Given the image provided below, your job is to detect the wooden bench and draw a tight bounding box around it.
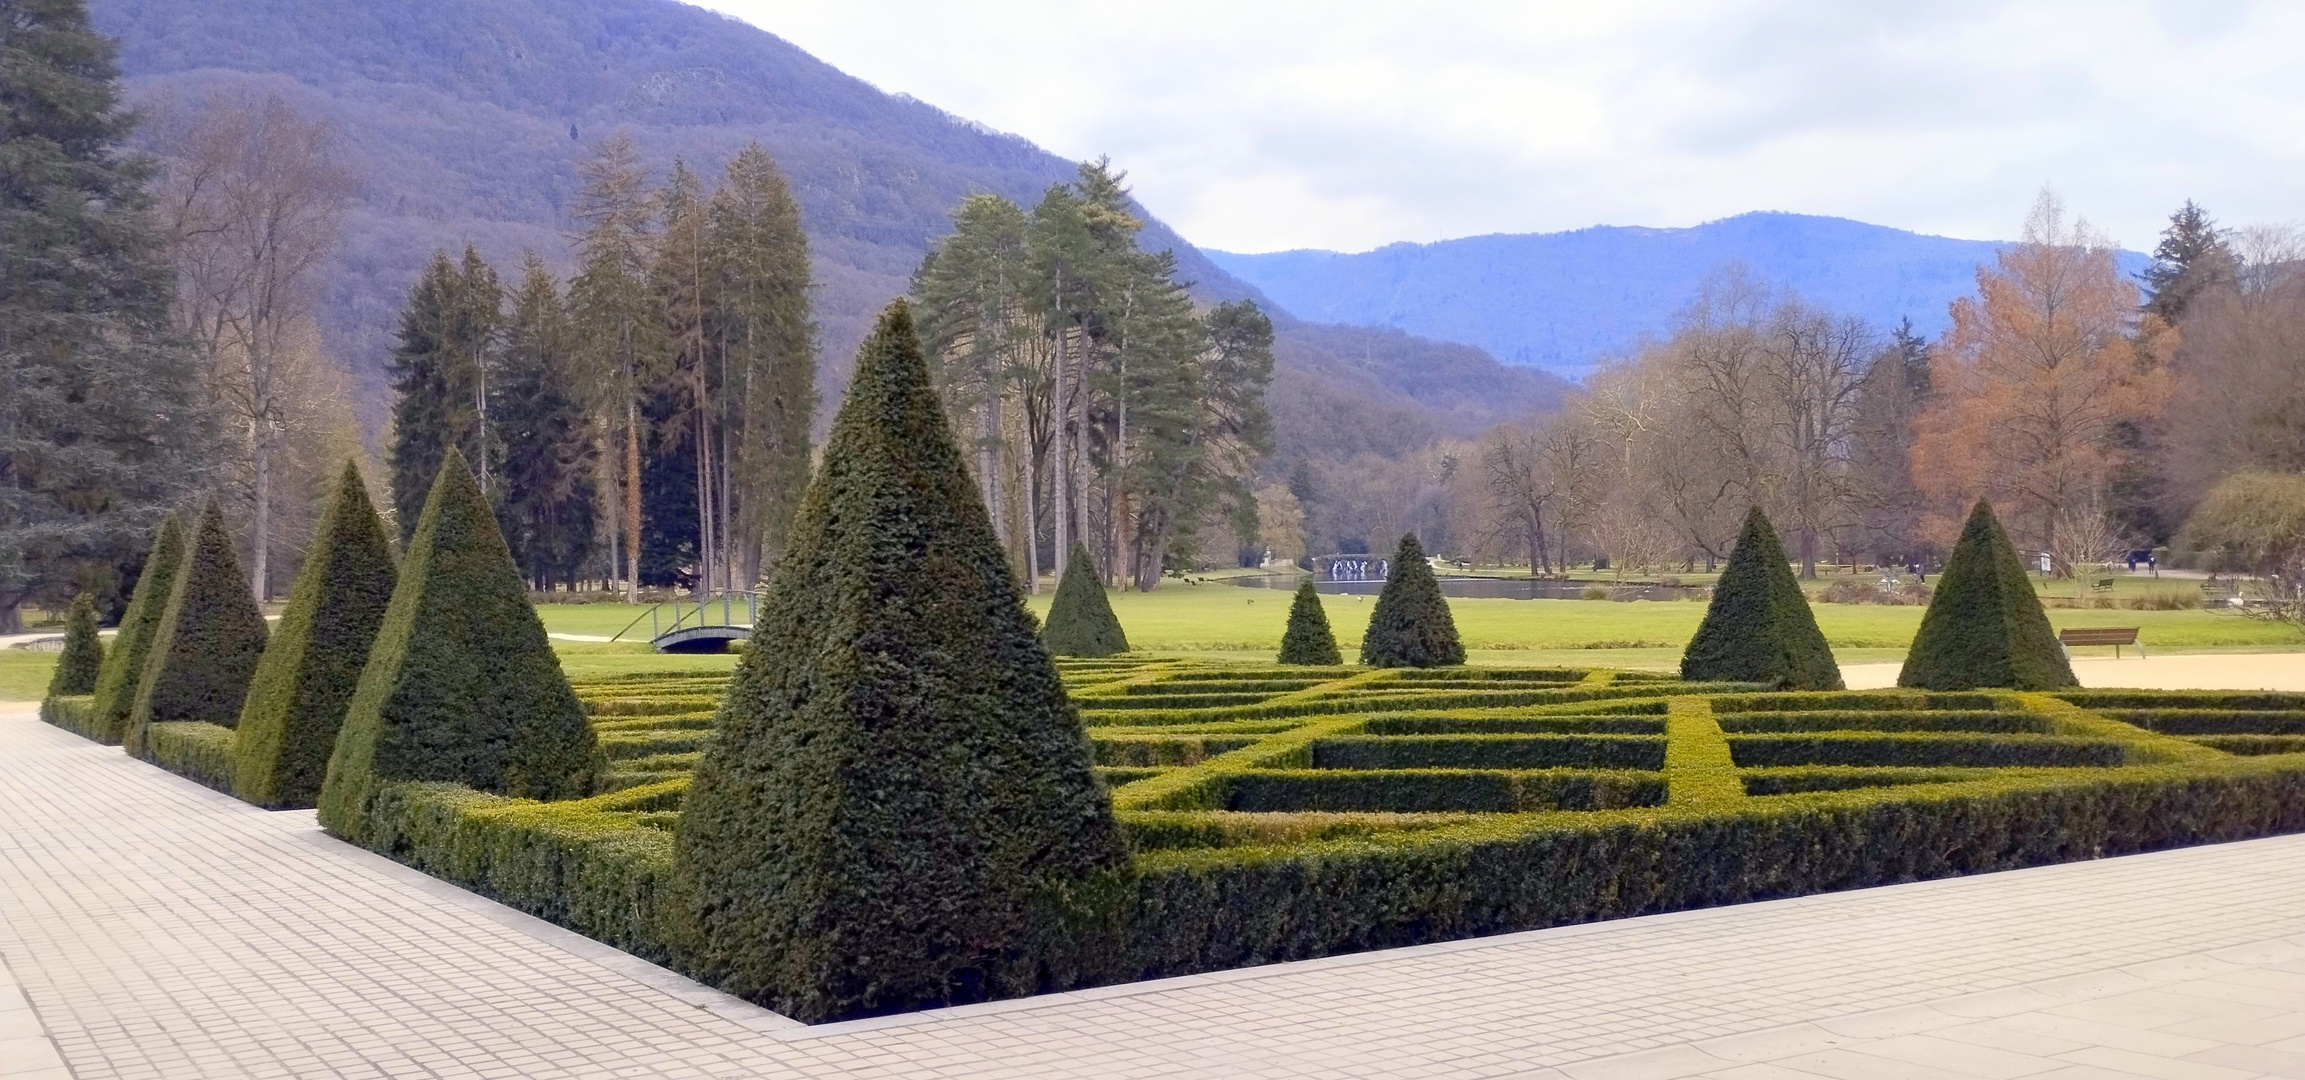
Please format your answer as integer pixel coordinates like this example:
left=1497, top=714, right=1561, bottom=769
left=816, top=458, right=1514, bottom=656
left=2090, top=577, right=2115, bottom=594
left=2058, top=627, right=2144, bottom=658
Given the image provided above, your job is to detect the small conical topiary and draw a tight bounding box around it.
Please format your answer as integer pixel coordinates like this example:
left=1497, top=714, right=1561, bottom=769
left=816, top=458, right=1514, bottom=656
left=125, top=500, right=269, bottom=756
left=675, top=301, right=1129, bottom=1024
left=1898, top=499, right=2078, bottom=690
left=1359, top=532, right=1464, bottom=667
left=1277, top=581, right=1342, bottom=665
left=234, top=462, right=399, bottom=809
left=88, top=513, right=186, bottom=744
left=319, top=449, right=602, bottom=843
left=1043, top=541, right=1130, bottom=656
left=46, top=593, right=104, bottom=697
left=1681, top=507, right=1843, bottom=690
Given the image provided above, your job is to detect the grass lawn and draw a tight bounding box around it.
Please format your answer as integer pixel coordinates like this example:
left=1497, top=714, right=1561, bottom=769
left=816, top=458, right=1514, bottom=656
left=0, top=653, right=55, bottom=701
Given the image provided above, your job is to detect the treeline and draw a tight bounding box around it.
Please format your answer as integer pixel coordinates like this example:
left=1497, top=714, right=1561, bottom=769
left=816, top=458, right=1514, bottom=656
left=910, top=162, right=1276, bottom=591
left=385, top=134, right=814, bottom=597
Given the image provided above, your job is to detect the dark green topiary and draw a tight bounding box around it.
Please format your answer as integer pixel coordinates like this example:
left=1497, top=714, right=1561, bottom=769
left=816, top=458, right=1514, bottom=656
left=1359, top=532, right=1464, bottom=667
left=46, top=593, right=104, bottom=696
left=674, top=301, right=1129, bottom=1024
left=125, top=501, right=269, bottom=757
left=318, top=449, right=602, bottom=843
left=234, top=463, right=399, bottom=809
left=1277, top=581, right=1342, bottom=665
left=87, top=514, right=186, bottom=744
left=1044, top=542, right=1130, bottom=656
left=1899, top=500, right=2079, bottom=691
left=1681, top=507, right=1844, bottom=690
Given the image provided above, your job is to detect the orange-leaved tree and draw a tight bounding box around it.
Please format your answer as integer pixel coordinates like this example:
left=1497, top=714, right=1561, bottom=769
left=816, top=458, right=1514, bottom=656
left=1910, top=191, right=2170, bottom=570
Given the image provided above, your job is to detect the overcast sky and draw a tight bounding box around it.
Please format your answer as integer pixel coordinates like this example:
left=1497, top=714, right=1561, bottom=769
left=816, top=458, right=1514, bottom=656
left=696, top=0, right=2304, bottom=255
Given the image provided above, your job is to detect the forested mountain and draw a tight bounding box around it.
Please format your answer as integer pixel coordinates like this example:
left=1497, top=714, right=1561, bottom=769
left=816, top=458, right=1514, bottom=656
left=1209, top=213, right=2151, bottom=377
left=88, top=0, right=1571, bottom=448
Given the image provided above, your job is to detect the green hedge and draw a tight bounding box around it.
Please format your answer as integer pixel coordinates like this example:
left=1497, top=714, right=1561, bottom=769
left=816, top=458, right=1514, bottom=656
left=2185, top=736, right=2305, bottom=756
left=1709, top=692, right=2004, bottom=713
left=1211, top=769, right=1665, bottom=813
left=1309, top=734, right=1665, bottom=771
left=1715, top=711, right=2051, bottom=734
left=40, top=695, right=97, bottom=738
left=1361, top=715, right=1664, bottom=736
left=2102, top=710, right=2305, bottom=735
left=1093, top=736, right=1260, bottom=767
left=145, top=722, right=238, bottom=794
left=1727, top=733, right=2128, bottom=768
left=1739, top=766, right=2012, bottom=795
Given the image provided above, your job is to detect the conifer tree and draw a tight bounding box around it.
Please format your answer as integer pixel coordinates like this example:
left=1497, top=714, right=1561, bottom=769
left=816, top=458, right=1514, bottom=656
left=493, top=255, right=597, bottom=588
left=2141, top=200, right=2235, bottom=325
left=1898, top=499, right=2079, bottom=690
left=386, top=248, right=502, bottom=540
left=1681, top=507, right=1843, bottom=689
left=0, top=0, right=211, bottom=633
left=1360, top=532, right=1464, bottom=667
left=709, top=143, right=816, bottom=587
left=88, top=514, right=187, bottom=743
left=569, top=132, right=669, bottom=600
left=675, top=301, right=1128, bottom=1024
left=1276, top=580, right=1341, bottom=665
left=1043, top=541, right=1129, bottom=656
left=234, top=463, right=399, bottom=809
left=125, top=500, right=270, bottom=755
left=46, top=593, right=104, bottom=696
left=320, top=449, right=602, bottom=843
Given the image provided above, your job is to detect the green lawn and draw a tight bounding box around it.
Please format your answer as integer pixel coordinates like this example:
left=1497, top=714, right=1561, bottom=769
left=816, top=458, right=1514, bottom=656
left=0, top=653, right=55, bottom=701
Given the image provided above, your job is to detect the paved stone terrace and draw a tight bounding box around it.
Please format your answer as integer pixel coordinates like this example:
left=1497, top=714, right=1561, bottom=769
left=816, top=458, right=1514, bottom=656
left=8, top=705, right=2305, bottom=1080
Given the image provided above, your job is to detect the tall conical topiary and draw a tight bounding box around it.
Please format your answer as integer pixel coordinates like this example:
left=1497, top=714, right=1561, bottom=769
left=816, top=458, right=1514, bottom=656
left=1898, top=499, right=2078, bottom=690
left=234, top=463, right=399, bottom=809
left=1043, top=541, right=1130, bottom=656
left=46, top=594, right=105, bottom=696
left=1681, top=507, right=1844, bottom=689
left=675, top=301, right=1129, bottom=1024
left=88, top=514, right=186, bottom=744
left=318, top=449, right=602, bottom=843
left=1277, top=581, right=1342, bottom=665
left=124, top=501, right=269, bottom=756
left=1360, top=532, right=1464, bottom=667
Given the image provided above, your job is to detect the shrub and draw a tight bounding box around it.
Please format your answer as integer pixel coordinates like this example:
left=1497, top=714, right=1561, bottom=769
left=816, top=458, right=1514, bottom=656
left=1681, top=507, right=1843, bottom=690
left=125, top=501, right=268, bottom=757
left=1277, top=581, right=1342, bottom=665
left=673, top=301, right=1130, bottom=1024
left=234, top=462, right=400, bottom=809
left=46, top=593, right=103, bottom=696
left=85, top=513, right=186, bottom=744
left=320, top=449, right=603, bottom=843
left=1359, top=533, right=1464, bottom=667
left=1899, top=500, right=2078, bottom=690
left=146, top=722, right=238, bottom=794
left=1044, top=541, right=1130, bottom=656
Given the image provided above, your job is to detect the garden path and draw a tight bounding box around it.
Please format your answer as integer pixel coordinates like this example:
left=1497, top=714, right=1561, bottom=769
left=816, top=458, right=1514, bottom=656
left=6, top=706, right=2305, bottom=1079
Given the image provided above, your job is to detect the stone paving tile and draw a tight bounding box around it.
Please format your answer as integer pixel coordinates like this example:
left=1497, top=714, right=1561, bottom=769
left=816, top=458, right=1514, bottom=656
left=11, top=708, right=2305, bottom=1078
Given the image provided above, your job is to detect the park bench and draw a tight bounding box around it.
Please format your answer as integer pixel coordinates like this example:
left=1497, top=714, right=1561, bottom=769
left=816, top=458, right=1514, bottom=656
left=2057, top=627, right=2144, bottom=659
left=2091, top=577, right=2115, bottom=595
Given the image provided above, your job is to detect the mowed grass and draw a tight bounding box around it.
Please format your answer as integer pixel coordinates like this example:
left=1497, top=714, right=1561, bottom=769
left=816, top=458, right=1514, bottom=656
left=0, top=652, right=55, bottom=701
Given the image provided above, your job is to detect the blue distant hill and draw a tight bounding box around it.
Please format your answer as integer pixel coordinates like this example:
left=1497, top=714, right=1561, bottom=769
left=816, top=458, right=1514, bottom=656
left=1206, top=213, right=2149, bottom=376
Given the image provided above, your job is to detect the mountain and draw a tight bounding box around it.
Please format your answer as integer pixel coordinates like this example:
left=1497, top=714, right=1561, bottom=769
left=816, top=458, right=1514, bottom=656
left=89, top=0, right=1570, bottom=450
left=1209, top=212, right=2152, bottom=376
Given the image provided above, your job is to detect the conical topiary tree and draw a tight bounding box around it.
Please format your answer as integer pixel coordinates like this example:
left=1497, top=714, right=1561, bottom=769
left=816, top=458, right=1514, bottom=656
left=46, top=593, right=104, bottom=697
left=675, top=301, right=1129, bottom=1024
left=1277, top=580, right=1342, bottom=665
left=234, top=463, right=399, bottom=809
left=1681, top=507, right=1844, bottom=689
left=1043, top=541, right=1129, bottom=656
left=1898, top=499, right=2078, bottom=690
left=124, top=501, right=269, bottom=756
left=318, top=449, right=602, bottom=843
left=1359, top=532, right=1465, bottom=667
left=88, top=513, right=186, bottom=744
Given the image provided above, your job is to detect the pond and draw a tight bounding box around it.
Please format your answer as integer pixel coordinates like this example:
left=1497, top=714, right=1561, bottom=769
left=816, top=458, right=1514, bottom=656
left=1224, top=574, right=1701, bottom=601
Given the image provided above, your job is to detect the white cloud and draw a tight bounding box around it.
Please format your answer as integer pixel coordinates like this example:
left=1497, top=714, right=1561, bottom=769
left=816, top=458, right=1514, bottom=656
left=696, top=0, right=2305, bottom=253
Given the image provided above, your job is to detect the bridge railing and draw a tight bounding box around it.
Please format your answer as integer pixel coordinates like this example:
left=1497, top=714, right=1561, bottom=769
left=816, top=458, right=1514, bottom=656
left=611, top=591, right=760, bottom=644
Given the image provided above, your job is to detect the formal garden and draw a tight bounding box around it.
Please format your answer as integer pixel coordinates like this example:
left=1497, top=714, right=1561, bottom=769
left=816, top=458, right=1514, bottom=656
left=32, top=301, right=2305, bottom=1026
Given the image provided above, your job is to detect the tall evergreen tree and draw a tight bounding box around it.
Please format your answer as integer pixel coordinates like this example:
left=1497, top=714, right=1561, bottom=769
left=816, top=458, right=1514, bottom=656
left=1681, top=507, right=1843, bottom=689
left=1043, top=541, right=1129, bottom=656
left=2141, top=200, right=2235, bottom=325
left=386, top=248, right=501, bottom=541
left=708, top=143, right=816, bottom=588
left=88, top=513, right=186, bottom=743
left=46, top=592, right=103, bottom=696
left=568, top=131, right=668, bottom=600
left=1360, top=532, right=1464, bottom=667
left=125, top=499, right=269, bottom=755
left=1898, top=500, right=2079, bottom=690
left=1277, top=581, right=1341, bottom=666
left=0, top=0, right=212, bottom=632
left=675, top=301, right=1127, bottom=1024
left=493, top=255, right=597, bottom=589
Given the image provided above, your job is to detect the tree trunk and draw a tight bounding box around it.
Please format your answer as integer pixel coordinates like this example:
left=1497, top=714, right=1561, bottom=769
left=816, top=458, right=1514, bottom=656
left=1799, top=527, right=1817, bottom=580
left=624, top=399, right=642, bottom=602
left=1022, top=440, right=1041, bottom=593
left=1052, top=325, right=1070, bottom=578
left=251, top=414, right=270, bottom=602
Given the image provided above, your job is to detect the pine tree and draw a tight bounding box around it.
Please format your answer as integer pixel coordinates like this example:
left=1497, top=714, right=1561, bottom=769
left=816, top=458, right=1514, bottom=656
left=1277, top=580, right=1341, bottom=665
left=233, top=462, right=399, bottom=809
left=2141, top=200, right=2235, bottom=325
left=569, top=131, right=669, bottom=600
left=0, top=0, right=212, bottom=633
left=1044, top=541, right=1130, bottom=656
left=46, top=593, right=104, bottom=696
left=386, top=250, right=501, bottom=541
left=125, top=500, right=270, bottom=756
left=493, top=255, right=597, bottom=589
left=1360, top=532, right=1464, bottom=667
left=1681, top=507, right=1843, bottom=689
left=88, top=513, right=187, bottom=743
left=709, top=143, right=815, bottom=587
left=674, top=301, right=1128, bottom=1024
left=319, top=449, right=602, bottom=843
left=1898, top=500, right=2078, bottom=690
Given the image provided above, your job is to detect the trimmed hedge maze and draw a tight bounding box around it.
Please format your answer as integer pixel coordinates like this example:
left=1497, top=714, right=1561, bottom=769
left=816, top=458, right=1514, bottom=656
left=314, top=660, right=2305, bottom=1015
